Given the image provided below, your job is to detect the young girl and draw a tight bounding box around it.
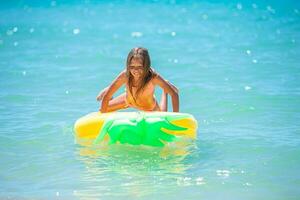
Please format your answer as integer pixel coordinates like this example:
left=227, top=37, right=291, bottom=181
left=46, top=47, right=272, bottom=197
left=96, top=47, right=179, bottom=113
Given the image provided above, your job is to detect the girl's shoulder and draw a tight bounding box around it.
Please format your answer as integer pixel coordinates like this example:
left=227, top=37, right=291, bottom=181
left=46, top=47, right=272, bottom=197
left=110, top=70, right=127, bottom=85
left=150, top=68, right=163, bottom=82
left=116, top=70, right=127, bottom=80
left=150, top=67, right=159, bottom=78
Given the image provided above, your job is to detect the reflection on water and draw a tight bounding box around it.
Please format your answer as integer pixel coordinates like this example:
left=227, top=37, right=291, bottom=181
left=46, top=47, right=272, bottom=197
left=74, top=141, right=197, bottom=198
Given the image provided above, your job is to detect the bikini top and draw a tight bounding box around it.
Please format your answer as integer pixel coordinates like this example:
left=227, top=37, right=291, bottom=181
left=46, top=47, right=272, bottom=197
left=125, top=81, right=157, bottom=111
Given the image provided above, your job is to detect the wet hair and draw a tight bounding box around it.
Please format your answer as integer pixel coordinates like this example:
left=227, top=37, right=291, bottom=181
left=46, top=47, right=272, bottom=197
left=125, top=47, right=155, bottom=102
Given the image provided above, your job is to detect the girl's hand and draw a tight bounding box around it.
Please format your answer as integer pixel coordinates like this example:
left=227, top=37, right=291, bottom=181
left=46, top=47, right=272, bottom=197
left=96, top=87, right=108, bottom=101
left=100, top=71, right=126, bottom=112
left=96, top=94, right=102, bottom=101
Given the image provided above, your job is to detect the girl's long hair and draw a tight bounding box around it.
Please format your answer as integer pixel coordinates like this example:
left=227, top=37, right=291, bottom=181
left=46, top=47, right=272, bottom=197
left=126, top=47, right=155, bottom=102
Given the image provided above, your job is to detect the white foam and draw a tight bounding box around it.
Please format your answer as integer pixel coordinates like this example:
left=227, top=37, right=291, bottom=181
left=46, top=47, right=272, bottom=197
left=244, top=86, right=252, bottom=91
left=244, top=182, right=252, bottom=186
left=237, top=3, right=243, bottom=10
left=131, top=32, right=143, bottom=38
left=196, top=177, right=205, bottom=185
left=73, top=28, right=80, bottom=35
left=216, top=169, right=230, bottom=177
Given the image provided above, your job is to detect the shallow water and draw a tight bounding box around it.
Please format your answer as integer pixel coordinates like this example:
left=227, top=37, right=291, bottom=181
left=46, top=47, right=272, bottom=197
left=1, top=0, right=300, bottom=199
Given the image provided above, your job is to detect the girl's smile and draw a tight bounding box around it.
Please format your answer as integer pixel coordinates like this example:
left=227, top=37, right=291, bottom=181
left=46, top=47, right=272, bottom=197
left=129, top=58, right=144, bottom=79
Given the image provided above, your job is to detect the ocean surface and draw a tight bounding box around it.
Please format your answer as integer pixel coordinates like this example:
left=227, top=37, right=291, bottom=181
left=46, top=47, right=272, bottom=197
left=1, top=0, right=300, bottom=199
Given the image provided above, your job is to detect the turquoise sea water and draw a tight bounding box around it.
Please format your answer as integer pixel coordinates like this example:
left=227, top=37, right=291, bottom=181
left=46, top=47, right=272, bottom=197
left=1, top=0, right=300, bottom=199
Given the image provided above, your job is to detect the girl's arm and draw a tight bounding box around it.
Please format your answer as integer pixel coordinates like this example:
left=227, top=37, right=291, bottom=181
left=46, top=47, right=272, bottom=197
left=153, top=74, right=179, bottom=112
left=96, top=86, right=109, bottom=101
left=100, top=71, right=126, bottom=113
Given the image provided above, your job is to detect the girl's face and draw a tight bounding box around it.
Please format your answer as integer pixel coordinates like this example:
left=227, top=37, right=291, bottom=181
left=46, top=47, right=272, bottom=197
left=129, top=58, right=144, bottom=79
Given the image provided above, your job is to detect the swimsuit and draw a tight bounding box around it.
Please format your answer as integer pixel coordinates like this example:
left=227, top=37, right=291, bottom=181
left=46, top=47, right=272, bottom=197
left=125, top=82, right=160, bottom=111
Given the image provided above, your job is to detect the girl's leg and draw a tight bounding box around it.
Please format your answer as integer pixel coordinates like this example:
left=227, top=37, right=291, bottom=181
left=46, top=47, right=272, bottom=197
left=100, top=93, right=128, bottom=112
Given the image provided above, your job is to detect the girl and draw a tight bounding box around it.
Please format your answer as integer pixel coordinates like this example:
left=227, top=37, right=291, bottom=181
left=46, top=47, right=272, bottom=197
left=97, top=47, right=179, bottom=113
